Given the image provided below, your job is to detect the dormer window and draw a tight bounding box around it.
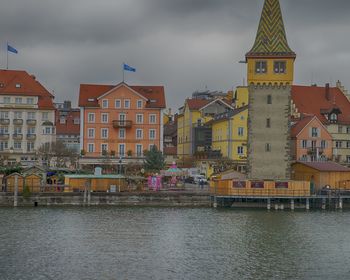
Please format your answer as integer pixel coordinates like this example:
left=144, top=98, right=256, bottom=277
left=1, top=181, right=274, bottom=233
left=255, top=61, right=267, bottom=74
left=15, top=83, right=21, bottom=88
left=330, top=113, right=338, bottom=122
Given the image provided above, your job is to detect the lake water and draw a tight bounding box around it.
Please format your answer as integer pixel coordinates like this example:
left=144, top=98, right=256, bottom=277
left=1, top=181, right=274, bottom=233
left=0, top=207, right=349, bottom=280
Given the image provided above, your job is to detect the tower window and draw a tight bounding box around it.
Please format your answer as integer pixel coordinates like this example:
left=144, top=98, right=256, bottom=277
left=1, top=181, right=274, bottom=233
left=255, top=61, right=267, bottom=74
left=267, top=95, right=272, bottom=104
left=274, top=61, right=286, bottom=74
left=266, top=118, right=271, bottom=128
left=265, top=143, right=271, bottom=152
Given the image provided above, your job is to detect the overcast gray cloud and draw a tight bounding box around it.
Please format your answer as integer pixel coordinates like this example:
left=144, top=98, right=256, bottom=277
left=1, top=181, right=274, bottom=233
left=1, top=0, right=350, bottom=110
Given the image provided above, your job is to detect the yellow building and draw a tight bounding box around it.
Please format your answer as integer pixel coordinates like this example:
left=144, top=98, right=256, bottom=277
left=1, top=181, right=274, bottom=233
left=177, top=98, right=234, bottom=159
left=211, top=106, right=248, bottom=170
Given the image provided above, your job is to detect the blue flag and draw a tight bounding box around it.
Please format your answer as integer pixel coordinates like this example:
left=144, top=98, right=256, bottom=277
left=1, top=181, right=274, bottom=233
left=123, top=63, right=136, bottom=72
left=7, top=44, right=18, bottom=54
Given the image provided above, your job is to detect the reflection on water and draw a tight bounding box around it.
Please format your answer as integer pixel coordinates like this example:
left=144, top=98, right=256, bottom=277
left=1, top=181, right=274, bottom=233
left=0, top=207, right=349, bottom=280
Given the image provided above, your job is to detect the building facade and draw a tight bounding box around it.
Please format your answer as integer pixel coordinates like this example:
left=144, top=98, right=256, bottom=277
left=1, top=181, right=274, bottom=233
left=292, top=84, right=350, bottom=166
left=55, top=101, right=80, bottom=153
left=291, top=116, right=333, bottom=162
left=246, top=0, right=295, bottom=180
left=79, top=82, right=166, bottom=165
left=0, top=70, right=56, bottom=166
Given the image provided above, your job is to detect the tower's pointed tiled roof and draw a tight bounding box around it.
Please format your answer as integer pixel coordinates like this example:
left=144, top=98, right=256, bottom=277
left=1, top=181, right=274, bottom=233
left=246, top=0, right=295, bottom=58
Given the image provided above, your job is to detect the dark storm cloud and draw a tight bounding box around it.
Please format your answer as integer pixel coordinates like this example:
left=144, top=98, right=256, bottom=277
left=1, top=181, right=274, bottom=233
left=0, top=0, right=349, bottom=110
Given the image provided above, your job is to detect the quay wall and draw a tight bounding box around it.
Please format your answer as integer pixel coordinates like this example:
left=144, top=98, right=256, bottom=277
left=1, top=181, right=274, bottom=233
left=0, top=192, right=211, bottom=207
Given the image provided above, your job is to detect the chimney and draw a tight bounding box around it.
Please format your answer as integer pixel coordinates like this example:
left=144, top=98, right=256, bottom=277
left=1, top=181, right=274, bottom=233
left=325, top=83, right=330, bottom=101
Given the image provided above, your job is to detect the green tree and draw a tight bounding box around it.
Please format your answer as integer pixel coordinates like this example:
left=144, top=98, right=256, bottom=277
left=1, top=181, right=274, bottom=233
left=143, top=146, right=165, bottom=172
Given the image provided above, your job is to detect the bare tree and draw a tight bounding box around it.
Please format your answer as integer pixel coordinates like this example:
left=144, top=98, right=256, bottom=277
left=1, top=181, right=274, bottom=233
left=38, top=140, right=79, bottom=168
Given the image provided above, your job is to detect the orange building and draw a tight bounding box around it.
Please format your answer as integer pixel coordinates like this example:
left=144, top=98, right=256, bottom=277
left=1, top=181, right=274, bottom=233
left=291, top=115, right=333, bottom=162
left=78, top=82, right=166, bottom=162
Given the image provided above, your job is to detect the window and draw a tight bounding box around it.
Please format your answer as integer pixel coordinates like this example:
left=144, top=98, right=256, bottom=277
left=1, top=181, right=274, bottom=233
left=124, top=99, right=130, bottom=108
left=267, top=95, right=272, bottom=104
left=237, top=146, right=244, bottom=155
left=15, top=98, right=22, bottom=104
left=266, top=118, right=271, bottom=128
left=45, top=127, right=51, bottom=134
left=101, top=144, right=108, bottom=154
left=301, top=140, right=307, bottom=148
left=88, top=128, right=95, bottom=138
left=136, top=144, right=143, bottom=157
left=149, top=129, right=156, bottom=140
left=338, top=126, right=343, bottom=134
left=0, top=141, right=8, bottom=151
left=115, top=99, right=121, bottom=108
left=136, top=114, right=143, bottom=124
left=119, top=144, right=125, bottom=157
left=137, top=100, right=143, bottom=109
left=101, top=128, right=108, bottom=139
left=14, top=111, right=22, bottom=119
left=274, top=61, right=286, bottom=74
left=88, top=113, right=95, bottom=123
left=336, top=141, right=342, bottom=148
left=149, top=144, right=156, bottom=151
left=0, top=111, right=9, bottom=119
left=255, top=61, right=267, bottom=74
left=27, top=127, right=35, bottom=135
left=149, top=114, right=156, bottom=124
left=0, top=127, right=8, bottom=134
left=136, top=129, right=143, bottom=139
left=238, top=127, right=244, bottom=136
left=330, top=113, right=337, bottom=122
left=14, top=142, right=22, bottom=149
left=27, top=112, right=36, bottom=120
left=301, top=155, right=307, bottom=161
left=102, top=99, right=109, bottom=109
left=101, top=113, right=109, bottom=123
left=60, top=117, right=66, bottom=124
left=4, top=97, right=10, bottom=104
left=14, top=127, right=22, bottom=134
left=265, top=143, right=271, bottom=152
left=88, top=143, right=94, bottom=153
left=119, top=128, right=126, bottom=139
left=74, top=118, right=80, bottom=125
left=42, top=112, right=49, bottom=121
left=27, top=142, right=34, bottom=152
left=347, top=156, right=350, bottom=163
left=347, top=141, right=350, bottom=149
left=15, top=83, right=21, bottom=88
left=311, top=127, right=319, bottom=137
left=119, top=113, right=126, bottom=121
left=27, top=98, right=34, bottom=104
left=321, top=140, right=326, bottom=149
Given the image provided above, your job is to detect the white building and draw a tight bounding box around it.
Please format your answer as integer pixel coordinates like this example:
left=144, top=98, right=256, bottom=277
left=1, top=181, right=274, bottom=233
left=0, top=70, right=56, bottom=166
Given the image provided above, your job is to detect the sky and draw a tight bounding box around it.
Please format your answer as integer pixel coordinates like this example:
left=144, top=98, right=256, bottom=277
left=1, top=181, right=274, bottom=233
left=1, top=0, right=350, bottom=111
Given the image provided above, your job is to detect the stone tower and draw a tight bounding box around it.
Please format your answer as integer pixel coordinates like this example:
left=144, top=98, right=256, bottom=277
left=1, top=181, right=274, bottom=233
left=246, top=0, right=296, bottom=180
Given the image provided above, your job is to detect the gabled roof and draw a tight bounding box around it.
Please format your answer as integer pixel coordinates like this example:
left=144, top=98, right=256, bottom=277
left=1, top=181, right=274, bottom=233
left=292, top=85, right=350, bottom=125
left=0, top=70, right=55, bottom=109
left=246, top=0, right=295, bottom=58
left=208, top=105, right=249, bottom=124
left=78, top=82, right=166, bottom=109
left=295, top=161, right=350, bottom=172
left=291, top=116, right=314, bottom=137
left=185, top=98, right=233, bottom=111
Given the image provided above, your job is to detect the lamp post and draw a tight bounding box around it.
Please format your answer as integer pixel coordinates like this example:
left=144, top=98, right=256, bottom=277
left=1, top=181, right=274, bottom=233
left=118, top=157, right=122, bottom=192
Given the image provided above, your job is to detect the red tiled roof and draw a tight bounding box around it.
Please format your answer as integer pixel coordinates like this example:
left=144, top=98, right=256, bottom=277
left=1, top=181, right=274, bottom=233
left=296, top=161, right=350, bottom=172
left=79, top=83, right=166, bottom=108
left=55, top=110, right=80, bottom=135
left=0, top=70, right=55, bottom=109
left=186, top=99, right=211, bottom=110
left=292, top=85, right=350, bottom=125
left=291, top=115, right=315, bottom=137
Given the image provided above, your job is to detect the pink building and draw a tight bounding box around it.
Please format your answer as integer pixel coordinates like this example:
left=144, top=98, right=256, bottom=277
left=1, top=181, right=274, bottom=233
left=291, top=115, right=333, bottom=162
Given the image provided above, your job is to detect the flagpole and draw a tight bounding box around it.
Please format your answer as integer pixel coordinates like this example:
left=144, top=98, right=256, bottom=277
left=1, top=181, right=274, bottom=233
left=6, top=42, right=8, bottom=70
left=122, top=62, right=125, bottom=83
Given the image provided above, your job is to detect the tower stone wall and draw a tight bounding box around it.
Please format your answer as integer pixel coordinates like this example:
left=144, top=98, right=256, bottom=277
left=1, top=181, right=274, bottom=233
left=247, top=84, right=291, bottom=180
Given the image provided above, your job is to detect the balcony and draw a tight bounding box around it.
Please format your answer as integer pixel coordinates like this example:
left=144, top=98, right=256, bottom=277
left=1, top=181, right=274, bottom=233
left=13, top=119, right=23, bottom=125
left=112, top=120, right=133, bottom=128
left=307, top=147, right=324, bottom=155
left=26, top=119, right=37, bottom=126
left=13, top=133, right=23, bottom=140
left=0, top=133, right=9, bottom=140
left=26, top=134, right=36, bottom=140
left=0, top=119, right=10, bottom=125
